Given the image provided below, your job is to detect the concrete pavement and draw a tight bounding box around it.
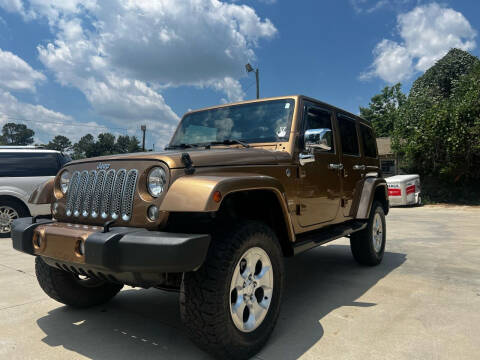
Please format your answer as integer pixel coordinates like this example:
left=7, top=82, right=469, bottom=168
left=0, top=206, right=479, bottom=359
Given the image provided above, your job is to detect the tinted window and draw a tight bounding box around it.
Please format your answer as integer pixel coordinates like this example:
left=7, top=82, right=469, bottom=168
left=360, top=124, right=377, bottom=158
left=304, top=106, right=334, bottom=152
left=0, top=153, right=60, bottom=177
left=338, top=116, right=359, bottom=156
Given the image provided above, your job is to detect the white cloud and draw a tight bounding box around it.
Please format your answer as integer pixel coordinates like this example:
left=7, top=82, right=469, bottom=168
left=360, top=40, right=413, bottom=83
left=2, top=0, right=277, bottom=147
left=362, top=3, right=477, bottom=83
left=350, top=0, right=414, bottom=14
left=0, top=0, right=25, bottom=14
left=209, top=77, right=245, bottom=103
left=0, top=48, right=46, bottom=91
left=0, top=89, right=108, bottom=144
left=398, top=3, right=477, bottom=71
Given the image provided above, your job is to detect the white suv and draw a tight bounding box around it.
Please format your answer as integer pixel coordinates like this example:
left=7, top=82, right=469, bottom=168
left=0, top=146, right=71, bottom=237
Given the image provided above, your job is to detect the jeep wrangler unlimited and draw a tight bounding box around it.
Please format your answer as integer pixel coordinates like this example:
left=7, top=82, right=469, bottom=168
left=12, top=95, right=388, bottom=360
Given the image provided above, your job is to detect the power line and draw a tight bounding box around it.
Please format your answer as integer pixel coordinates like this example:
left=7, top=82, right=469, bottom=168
left=0, top=113, right=130, bottom=133
left=243, top=80, right=257, bottom=92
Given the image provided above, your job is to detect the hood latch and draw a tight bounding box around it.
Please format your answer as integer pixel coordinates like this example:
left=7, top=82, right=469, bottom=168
left=182, top=153, right=195, bottom=175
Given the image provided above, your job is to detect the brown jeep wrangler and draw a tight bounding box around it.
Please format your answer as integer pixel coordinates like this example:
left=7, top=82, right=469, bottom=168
left=12, top=95, right=388, bottom=359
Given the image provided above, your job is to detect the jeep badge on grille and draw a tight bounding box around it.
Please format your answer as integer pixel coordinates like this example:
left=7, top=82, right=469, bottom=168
left=97, top=163, right=111, bottom=170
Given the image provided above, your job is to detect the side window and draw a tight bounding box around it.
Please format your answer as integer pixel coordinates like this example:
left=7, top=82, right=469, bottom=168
left=360, top=124, right=377, bottom=158
left=338, top=115, right=359, bottom=156
left=0, top=153, right=59, bottom=177
left=304, top=106, right=334, bottom=153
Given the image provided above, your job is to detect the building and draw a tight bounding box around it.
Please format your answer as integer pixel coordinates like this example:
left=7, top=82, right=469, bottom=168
left=376, top=137, right=398, bottom=177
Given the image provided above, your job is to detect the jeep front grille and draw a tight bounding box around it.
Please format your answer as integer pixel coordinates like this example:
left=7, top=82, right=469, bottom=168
left=65, top=168, right=138, bottom=221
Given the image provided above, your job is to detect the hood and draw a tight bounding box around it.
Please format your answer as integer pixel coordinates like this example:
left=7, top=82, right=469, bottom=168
left=68, top=147, right=292, bottom=169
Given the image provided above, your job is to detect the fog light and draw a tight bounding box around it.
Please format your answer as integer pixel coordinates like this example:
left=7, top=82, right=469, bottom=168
left=33, top=233, right=42, bottom=249
left=147, top=205, right=159, bottom=221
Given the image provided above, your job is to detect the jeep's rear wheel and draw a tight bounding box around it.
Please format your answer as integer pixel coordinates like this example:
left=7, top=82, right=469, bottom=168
left=350, top=201, right=386, bottom=266
left=35, top=257, right=123, bottom=308
left=180, top=221, right=284, bottom=360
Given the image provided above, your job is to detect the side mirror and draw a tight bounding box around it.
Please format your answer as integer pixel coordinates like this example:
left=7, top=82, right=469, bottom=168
left=304, top=128, right=332, bottom=152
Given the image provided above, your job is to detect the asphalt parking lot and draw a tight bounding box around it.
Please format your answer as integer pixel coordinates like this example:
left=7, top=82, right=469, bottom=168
left=1, top=206, right=479, bottom=360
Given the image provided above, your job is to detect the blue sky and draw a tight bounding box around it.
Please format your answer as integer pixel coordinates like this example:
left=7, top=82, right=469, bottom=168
left=0, top=0, right=479, bottom=148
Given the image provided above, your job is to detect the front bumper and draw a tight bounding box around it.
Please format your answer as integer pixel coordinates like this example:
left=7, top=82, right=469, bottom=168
left=11, top=217, right=211, bottom=274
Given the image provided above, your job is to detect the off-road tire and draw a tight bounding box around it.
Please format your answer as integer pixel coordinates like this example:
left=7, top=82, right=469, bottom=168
left=0, top=198, right=29, bottom=238
left=350, top=201, right=386, bottom=266
left=180, top=221, right=285, bottom=360
left=35, top=257, right=123, bottom=308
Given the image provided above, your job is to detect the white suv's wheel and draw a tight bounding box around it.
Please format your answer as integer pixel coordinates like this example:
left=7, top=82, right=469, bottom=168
left=0, top=199, right=28, bottom=238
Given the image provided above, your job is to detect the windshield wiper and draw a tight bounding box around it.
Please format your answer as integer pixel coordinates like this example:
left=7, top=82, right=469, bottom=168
left=207, top=139, right=250, bottom=148
left=164, top=143, right=199, bottom=150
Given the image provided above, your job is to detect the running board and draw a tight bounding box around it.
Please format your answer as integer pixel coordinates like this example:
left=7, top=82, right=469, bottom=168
left=293, top=221, right=367, bottom=255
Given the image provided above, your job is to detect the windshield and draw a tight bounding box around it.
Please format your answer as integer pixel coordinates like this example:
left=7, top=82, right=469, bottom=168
left=169, top=99, right=295, bottom=146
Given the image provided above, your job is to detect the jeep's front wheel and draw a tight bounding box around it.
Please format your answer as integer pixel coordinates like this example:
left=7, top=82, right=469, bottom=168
left=35, top=257, right=123, bottom=308
left=350, top=201, right=386, bottom=266
left=180, top=221, right=284, bottom=360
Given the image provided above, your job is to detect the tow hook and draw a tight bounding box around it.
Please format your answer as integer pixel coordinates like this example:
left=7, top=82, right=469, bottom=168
left=102, top=220, right=116, bottom=233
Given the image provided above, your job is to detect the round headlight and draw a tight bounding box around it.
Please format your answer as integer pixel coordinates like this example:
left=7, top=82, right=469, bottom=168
left=60, top=171, right=70, bottom=194
left=147, top=167, right=167, bottom=197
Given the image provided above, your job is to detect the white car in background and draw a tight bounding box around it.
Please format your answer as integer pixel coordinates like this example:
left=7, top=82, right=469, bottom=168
left=0, top=146, right=71, bottom=237
left=386, top=174, right=421, bottom=206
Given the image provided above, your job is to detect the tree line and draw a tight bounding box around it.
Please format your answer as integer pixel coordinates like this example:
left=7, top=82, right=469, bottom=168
left=0, top=124, right=142, bottom=159
left=360, top=48, right=480, bottom=203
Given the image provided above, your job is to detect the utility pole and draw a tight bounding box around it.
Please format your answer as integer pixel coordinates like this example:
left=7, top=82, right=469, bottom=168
left=255, top=68, right=259, bottom=99
left=141, top=125, right=146, bottom=152
left=245, top=63, right=260, bottom=99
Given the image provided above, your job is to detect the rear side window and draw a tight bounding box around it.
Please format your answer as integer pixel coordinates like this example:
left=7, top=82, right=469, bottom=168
left=338, top=115, right=359, bottom=156
left=360, top=124, right=377, bottom=158
left=0, top=152, right=60, bottom=177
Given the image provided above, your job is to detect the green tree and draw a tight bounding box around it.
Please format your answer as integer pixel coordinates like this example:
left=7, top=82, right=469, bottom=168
left=72, top=134, right=96, bottom=159
left=410, top=48, right=480, bottom=99
left=96, top=133, right=116, bottom=155
left=0, top=123, right=35, bottom=145
left=359, top=83, right=406, bottom=137
left=45, top=135, right=72, bottom=152
left=393, top=49, right=480, bottom=185
left=116, top=135, right=141, bottom=153
left=72, top=132, right=142, bottom=159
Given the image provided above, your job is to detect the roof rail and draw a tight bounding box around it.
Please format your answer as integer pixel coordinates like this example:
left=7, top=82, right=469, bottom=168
left=0, top=145, right=46, bottom=149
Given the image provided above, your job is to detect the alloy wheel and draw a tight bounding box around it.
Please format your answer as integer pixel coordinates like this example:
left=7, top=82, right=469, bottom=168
left=0, top=206, right=19, bottom=235
left=229, top=247, right=274, bottom=333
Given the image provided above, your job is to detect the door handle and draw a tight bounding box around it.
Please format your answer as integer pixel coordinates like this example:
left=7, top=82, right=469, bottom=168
left=328, top=163, right=344, bottom=170
left=299, top=153, right=315, bottom=166
left=353, top=165, right=366, bottom=171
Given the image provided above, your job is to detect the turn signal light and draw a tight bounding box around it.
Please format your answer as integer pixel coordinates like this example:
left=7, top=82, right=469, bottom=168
left=213, top=191, right=222, bottom=203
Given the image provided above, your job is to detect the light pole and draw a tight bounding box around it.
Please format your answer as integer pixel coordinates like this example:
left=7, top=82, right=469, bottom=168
left=245, top=63, right=259, bottom=99
left=140, top=125, right=146, bottom=151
